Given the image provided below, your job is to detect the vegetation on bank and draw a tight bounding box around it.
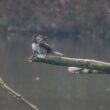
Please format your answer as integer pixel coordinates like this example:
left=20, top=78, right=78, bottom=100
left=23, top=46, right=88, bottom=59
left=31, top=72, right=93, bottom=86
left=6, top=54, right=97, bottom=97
left=0, top=0, right=110, bottom=40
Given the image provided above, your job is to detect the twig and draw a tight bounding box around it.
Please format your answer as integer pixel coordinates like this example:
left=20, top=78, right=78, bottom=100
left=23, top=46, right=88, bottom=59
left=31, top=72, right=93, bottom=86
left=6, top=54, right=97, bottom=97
left=0, top=77, right=39, bottom=110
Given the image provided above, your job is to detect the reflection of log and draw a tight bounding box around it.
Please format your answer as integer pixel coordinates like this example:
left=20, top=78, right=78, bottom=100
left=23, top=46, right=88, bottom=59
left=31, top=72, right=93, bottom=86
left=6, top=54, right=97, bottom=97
left=0, top=77, right=39, bottom=110
left=25, top=56, right=110, bottom=73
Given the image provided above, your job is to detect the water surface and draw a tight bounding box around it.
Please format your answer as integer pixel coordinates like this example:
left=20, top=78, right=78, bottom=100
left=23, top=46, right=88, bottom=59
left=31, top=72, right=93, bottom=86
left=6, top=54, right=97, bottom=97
left=0, top=33, right=110, bottom=110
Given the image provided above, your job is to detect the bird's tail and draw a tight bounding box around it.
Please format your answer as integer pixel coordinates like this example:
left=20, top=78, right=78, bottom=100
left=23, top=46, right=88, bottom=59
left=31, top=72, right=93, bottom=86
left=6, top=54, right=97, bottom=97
left=53, top=51, right=64, bottom=56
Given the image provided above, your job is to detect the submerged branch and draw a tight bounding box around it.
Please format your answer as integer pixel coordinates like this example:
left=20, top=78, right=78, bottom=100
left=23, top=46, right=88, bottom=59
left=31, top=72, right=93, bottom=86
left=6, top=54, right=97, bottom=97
left=25, top=56, right=110, bottom=73
left=0, top=77, right=39, bottom=110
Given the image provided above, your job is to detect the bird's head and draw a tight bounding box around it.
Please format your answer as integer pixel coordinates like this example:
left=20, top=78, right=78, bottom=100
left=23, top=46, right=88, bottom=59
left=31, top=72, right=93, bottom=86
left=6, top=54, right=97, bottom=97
left=36, top=35, right=47, bottom=43
left=32, top=33, right=47, bottom=43
left=32, top=33, right=39, bottom=43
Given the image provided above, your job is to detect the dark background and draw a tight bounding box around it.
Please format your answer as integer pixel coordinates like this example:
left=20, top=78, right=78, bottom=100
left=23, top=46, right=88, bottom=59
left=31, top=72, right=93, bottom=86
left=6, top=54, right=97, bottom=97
left=0, top=0, right=110, bottom=110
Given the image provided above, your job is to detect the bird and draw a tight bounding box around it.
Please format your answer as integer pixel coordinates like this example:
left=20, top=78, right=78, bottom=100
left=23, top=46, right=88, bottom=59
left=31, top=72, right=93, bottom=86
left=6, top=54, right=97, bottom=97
left=31, top=34, right=63, bottom=58
left=31, top=34, right=46, bottom=57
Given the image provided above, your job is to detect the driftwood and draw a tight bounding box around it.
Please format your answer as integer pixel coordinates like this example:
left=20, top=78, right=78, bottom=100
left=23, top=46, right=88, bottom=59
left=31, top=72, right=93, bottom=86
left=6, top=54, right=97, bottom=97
left=0, top=77, right=39, bottom=110
left=25, top=56, right=110, bottom=73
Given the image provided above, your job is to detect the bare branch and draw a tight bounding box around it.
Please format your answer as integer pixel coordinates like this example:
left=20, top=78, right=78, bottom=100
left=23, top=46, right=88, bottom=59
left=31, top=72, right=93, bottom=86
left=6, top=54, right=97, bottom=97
left=0, top=77, right=39, bottom=110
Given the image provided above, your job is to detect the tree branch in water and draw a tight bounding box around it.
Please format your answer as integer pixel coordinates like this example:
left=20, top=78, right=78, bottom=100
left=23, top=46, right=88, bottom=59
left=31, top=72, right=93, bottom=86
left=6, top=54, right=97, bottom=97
left=0, top=77, right=39, bottom=110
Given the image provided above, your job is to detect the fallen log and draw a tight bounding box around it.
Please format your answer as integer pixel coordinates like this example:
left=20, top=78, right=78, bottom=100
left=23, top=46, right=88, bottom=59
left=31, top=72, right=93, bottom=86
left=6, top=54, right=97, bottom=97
left=25, top=56, right=110, bottom=73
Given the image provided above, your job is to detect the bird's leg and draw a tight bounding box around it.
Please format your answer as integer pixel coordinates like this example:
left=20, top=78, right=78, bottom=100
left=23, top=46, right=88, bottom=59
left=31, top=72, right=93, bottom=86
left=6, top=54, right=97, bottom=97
left=34, top=52, right=39, bottom=58
left=33, top=51, right=36, bottom=57
left=45, top=50, right=48, bottom=61
left=30, top=51, right=36, bottom=58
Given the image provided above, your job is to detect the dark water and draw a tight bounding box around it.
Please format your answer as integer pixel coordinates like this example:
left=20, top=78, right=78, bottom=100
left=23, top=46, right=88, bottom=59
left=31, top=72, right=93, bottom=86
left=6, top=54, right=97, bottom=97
left=0, top=33, right=110, bottom=110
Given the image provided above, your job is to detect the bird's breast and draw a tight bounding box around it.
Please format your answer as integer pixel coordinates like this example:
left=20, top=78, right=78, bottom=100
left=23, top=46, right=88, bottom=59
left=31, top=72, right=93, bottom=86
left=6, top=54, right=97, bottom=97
left=32, top=43, right=46, bottom=54
left=32, top=43, right=39, bottom=51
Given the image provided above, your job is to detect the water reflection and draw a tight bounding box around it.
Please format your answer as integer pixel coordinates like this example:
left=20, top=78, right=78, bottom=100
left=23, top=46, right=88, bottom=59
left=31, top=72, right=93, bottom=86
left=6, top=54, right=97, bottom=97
left=0, top=33, right=110, bottom=110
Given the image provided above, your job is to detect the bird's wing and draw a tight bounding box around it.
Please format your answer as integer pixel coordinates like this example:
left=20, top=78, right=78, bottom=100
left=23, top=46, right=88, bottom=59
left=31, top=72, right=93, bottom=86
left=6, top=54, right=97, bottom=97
left=40, top=42, right=52, bottom=51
